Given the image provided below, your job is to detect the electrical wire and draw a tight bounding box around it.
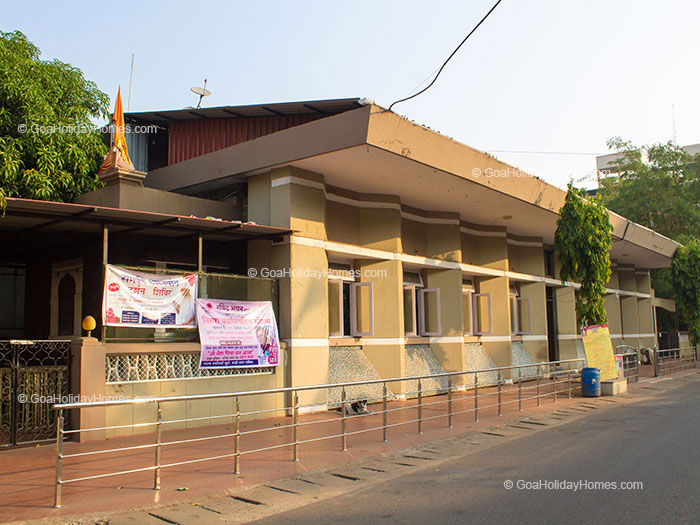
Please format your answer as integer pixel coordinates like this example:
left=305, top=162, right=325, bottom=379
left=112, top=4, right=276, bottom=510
left=487, top=150, right=604, bottom=156
left=388, top=0, right=503, bottom=112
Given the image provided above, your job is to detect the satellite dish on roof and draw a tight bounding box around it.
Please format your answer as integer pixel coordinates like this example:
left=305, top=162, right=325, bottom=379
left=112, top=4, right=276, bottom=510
left=190, top=79, right=211, bottom=108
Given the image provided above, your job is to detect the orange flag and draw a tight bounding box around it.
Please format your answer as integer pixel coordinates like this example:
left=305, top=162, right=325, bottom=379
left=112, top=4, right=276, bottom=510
left=112, top=86, right=133, bottom=167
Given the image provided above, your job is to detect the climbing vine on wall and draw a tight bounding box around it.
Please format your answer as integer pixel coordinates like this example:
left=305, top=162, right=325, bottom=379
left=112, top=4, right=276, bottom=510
left=671, top=239, right=700, bottom=345
left=554, top=184, right=613, bottom=329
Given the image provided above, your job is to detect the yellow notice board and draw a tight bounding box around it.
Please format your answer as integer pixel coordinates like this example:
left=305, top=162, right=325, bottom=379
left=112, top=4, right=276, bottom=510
left=581, top=324, right=617, bottom=381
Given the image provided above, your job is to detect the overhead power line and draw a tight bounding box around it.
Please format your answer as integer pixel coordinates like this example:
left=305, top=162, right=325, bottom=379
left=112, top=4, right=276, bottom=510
left=388, top=0, right=503, bottom=112
left=487, top=150, right=604, bottom=156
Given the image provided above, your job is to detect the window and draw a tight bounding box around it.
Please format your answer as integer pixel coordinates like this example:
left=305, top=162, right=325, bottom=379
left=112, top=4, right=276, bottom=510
left=328, top=259, right=365, bottom=337
left=510, top=286, right=518, bottom=336
left=403, top=271, right=441, bottom=336
left=350, top=282, right=373, bottom=336
left=328, top=280, right=344, bottom=336
left=462, top=278, right=474, bottom=335
left=403, top=286, right=418, bottom=336
left=328, top=261, right=355, bottom=281
left=510, top=284, right=532, bottom=335
left=472, top=292, right=492, bottom=335
left=518, top=297, right=532, bottom=334
left=419, top=288, right=441, bottom=336
left=403, top=271, right=423, bottom=336
left=544, top=250, right=555, bottom=278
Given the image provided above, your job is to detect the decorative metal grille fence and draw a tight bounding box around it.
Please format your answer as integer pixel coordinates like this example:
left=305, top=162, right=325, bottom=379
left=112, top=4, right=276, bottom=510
left=105, top=352, right=274, bottom=383
left=0, top=340, right=71, bottom=446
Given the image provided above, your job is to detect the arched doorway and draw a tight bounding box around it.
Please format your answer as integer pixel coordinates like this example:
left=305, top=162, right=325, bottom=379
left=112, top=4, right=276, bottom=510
left=50, top=259, right=83, bottom=337
left=58, top=274, right=76, bottom=336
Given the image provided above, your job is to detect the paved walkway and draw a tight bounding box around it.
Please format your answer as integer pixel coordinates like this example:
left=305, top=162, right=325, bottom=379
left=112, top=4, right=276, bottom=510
left=255, top=371, right=700, bottom=525
left=0, top=369, right=678, bottom=523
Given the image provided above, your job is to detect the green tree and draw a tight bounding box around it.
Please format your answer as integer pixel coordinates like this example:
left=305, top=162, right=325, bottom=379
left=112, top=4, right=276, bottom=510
left=0, top=30, right=109, bottom=209
left=598, top=137, right=700, bottom=300
left=671, top=239, right=700, bottom=344
left=555, top=184, right=613, bottom=328
left=599, top=137, right=700, bottom=241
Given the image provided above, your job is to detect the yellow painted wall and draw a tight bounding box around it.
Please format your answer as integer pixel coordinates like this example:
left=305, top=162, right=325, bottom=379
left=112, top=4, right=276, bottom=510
left=105, top=372, right=285, bottom=438
left=326, top=201, right=360, bottom=245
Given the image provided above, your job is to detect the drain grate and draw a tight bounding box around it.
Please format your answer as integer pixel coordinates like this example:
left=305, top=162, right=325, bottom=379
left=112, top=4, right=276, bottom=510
left=231, top=495, right=264, bottom=506
left=294, top=478, right=321, bottom=485
left=507, top=424, right=534, bottom=430
left=148, top=513, right=179, bottom=524
left=360, top=466, right=386, bottom=473
left=196, top=505, right=222, bottom=514
left=518, top=420, right=548, bottom=426
left=265, top=485, right=300, bottom=495
left=330, top=473, right=360, bottom=481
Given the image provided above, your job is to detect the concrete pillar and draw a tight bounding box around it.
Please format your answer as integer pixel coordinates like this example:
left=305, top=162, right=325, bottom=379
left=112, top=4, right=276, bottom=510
left=473, top=234, right=511, bottom=370
left=555, top=286, right=580, bottom=360
left=621, top=296, right=640, bottom=348
left=249, top=168, right=329, bottom=409
left=357, top=259, right=406, bottom=389
left=604, top=267, right=623, bottom=348
left=358, top=204, right=406, bottom=391
left=511, top=242, right=547, bottom=363
left=70, top=337, right=107, bottom=442
left=424, top=218, right=466, bottom=379
left=619, top=268, right=640, bottom=348
left=636, top=271, right=655, bottom=349
left=519, top=281, right=547, bottom=362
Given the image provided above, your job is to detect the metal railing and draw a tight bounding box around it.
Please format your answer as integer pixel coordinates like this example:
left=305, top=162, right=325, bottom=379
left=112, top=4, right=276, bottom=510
left=617, top=351, right=640, bottom=383
left=655, top=346, right=697, bottom=376
left=51, top=358, right=587, bottom=508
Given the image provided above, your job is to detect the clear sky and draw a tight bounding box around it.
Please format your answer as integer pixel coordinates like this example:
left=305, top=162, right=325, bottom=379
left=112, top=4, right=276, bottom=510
left=4, top=0, right=700, bottom=189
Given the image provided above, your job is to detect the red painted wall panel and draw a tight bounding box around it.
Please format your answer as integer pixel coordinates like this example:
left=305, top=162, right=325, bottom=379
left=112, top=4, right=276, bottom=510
left=167, top=114, right=322, bottom=165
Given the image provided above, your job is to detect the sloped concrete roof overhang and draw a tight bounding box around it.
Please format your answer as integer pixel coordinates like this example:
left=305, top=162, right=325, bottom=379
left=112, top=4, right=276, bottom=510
left=144, top=104, right=679, bottom=269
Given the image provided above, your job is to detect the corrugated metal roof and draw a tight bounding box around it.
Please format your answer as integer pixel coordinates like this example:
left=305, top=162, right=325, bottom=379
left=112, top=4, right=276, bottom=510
left=0, top=198, right=293, bottom=242
left=126, top=98, right=366, bottom=127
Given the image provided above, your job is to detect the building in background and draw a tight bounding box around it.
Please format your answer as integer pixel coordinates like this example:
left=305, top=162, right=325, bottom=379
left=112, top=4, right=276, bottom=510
left=596, top=143, right=700, bottom=174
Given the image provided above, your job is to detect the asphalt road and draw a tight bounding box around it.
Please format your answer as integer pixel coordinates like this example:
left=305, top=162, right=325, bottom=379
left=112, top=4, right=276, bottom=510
left=255, top=379, right=700, bottom=524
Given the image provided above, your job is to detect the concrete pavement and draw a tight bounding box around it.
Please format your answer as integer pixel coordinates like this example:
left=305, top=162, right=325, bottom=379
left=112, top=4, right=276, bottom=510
left=258, top=373, right=700, bottom=524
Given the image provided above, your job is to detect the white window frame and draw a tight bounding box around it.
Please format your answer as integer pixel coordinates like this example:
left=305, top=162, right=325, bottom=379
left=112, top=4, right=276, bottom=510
left=328, top=260, right=356, bottom=282
left=418, top=288, right=441, bottom=336
left=327, top=257, right=356, bottom=338
left=462, top=289, right=473, bottom=335
left=350, top=281, right=373, bottom=337
left=510, top=288, right=519, bottom=336
left=472, top=293, right=492, bottom=336
left=462, top=278, right=474, bottom=336
left=403, top=284, right=419, bottom=337
left=328, top=279, right=345, bottom=337
left=403, top=271, right=424, bottom=287
left=509, top=284, right=533, bottom=336
left=516, top=296, right=532, bottom=335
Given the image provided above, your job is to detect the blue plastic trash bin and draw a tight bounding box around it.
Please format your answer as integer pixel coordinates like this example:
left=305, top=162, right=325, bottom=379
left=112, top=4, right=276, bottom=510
left=581, top=367, right=601, bottom=397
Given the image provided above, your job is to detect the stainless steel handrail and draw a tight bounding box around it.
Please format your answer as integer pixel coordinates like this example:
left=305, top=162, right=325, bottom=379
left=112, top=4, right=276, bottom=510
left=655, top=346, right=696, bottom=377
left=617, top=351, right=640, bottom=383
left=53, top=359, right=585, bottom=410
left=51, top=358, right=589, bottom=507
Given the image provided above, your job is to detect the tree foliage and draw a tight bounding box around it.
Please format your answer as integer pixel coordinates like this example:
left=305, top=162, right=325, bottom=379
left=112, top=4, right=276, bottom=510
left=598, top=137, right=700, bottom=303
left=554, top=184, right=613, bottom=328
left=0, top=30, right=109, bottom=209
left=598, top=137, right=700, bottom=241
left=671, top=240, right=700, bottom=345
